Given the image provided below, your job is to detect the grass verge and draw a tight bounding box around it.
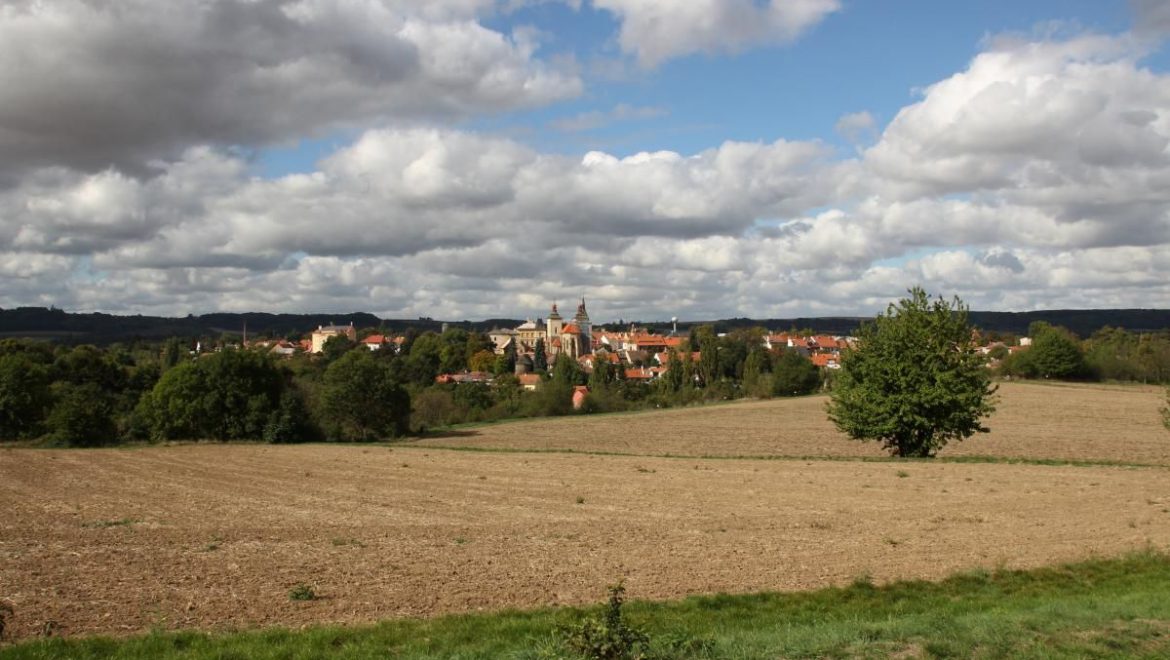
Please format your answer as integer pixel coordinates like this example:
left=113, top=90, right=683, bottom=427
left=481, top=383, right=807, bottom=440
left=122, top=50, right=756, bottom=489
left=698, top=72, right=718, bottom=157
left=3, top=551, right=1170, bottom=658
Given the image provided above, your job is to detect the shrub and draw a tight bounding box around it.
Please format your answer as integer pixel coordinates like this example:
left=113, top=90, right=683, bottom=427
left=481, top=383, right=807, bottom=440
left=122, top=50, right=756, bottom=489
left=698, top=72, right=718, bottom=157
left=288, top=584, right=316, bottom=601
left=560, top=583, right=650, bottom=660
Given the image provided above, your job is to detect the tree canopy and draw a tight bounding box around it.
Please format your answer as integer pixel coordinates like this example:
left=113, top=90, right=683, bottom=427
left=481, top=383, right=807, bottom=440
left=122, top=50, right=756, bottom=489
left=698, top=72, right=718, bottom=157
left=827, top=288, right=997, bottom=457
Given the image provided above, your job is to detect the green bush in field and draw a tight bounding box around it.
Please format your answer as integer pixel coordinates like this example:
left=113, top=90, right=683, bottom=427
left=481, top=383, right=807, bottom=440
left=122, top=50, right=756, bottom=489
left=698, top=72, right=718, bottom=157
left=288, top=584, right=316, bottom=601
left=828, top=287, right=997, bottom=458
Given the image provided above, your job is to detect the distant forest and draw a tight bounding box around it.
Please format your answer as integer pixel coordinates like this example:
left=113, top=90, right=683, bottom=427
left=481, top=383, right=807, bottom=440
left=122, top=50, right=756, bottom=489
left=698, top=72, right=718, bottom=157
left=2, top=306, right=1170, bottom=345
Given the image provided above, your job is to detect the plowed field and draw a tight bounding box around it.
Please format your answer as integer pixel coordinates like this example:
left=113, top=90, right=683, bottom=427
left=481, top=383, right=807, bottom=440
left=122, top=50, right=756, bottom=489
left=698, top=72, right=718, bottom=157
left=1, top=382, right=1168, bottom=641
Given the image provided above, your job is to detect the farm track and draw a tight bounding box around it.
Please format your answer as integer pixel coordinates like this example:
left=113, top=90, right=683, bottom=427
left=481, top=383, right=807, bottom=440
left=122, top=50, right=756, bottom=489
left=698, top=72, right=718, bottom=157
left=1, top=381, right=1169, bottom=641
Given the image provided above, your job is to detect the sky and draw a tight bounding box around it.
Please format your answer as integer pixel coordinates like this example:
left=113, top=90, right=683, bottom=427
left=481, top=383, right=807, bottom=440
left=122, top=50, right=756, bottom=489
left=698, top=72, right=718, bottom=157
left=1, top=0, right=1169, bottom=323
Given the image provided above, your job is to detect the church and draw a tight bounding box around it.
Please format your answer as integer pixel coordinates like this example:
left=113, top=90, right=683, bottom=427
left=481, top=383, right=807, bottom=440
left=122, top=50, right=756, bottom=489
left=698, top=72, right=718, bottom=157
left=490, top=299, right=594, bottom=362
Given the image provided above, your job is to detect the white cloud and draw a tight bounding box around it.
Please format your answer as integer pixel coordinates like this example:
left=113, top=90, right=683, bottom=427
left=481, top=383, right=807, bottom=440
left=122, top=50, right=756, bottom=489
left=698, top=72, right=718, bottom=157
left=0, top=0, right=581, bottom=179
left=3, top=27, right=1170, bottom=319
left=593, top=0, right=841, bottom=67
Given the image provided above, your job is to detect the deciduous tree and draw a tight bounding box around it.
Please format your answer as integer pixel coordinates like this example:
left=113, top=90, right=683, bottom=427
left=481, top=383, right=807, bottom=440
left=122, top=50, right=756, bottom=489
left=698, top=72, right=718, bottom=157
left=319, top=350, right=410, bottom=441
left=771, top=349, right=820, bottom=397
left=828, top=288, right=996, bottom=457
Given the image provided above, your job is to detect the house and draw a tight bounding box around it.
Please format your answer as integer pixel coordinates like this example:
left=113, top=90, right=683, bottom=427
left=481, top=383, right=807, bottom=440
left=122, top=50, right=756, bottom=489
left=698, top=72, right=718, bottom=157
left=572, top=385, right=590, bottom=410
left=518, top=373, right=542, bottom=391
left=810, top=353, right=841, bottom=369
left=624, top=366, right=663, bottom=381
left=310, top=322, right=357, bottom=353
left=361, top=334, right=388, bottom=351
left=268, top=340, right=298, bottom=357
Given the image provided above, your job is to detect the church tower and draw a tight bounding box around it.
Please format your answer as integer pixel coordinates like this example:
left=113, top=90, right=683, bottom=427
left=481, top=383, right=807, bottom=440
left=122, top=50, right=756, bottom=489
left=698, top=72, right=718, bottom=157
left=546, top=302, right=564, bottom=340
left=574, top=298, right=591, bottom=350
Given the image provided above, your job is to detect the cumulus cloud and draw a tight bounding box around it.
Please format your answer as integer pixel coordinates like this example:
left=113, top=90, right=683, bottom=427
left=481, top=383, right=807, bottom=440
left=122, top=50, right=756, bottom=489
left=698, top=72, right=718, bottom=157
left=3, top=26, right=1170, bottom=319
left=593, top=0, right=841, bottom=67
left=0, top=0, right=581, bottom=179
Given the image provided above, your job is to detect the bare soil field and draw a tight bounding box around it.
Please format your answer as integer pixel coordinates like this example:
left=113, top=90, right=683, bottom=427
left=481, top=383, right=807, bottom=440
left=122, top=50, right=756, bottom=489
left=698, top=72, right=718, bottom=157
left=2, top=437, right=1170, bottom=641
left=415, top=382, right=1170, bottom=465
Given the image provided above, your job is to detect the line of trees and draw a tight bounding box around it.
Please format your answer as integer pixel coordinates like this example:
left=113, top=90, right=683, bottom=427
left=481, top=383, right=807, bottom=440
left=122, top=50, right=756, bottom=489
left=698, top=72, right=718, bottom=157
left=997, top=322, right=1170, bottom=383
left=0, top=322, right=831, bottom=445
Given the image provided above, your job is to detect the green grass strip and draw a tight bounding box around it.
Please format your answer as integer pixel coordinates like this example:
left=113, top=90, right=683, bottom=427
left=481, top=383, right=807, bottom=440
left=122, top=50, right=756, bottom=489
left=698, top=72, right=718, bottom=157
left=4, top=551, right=1170, bottom=659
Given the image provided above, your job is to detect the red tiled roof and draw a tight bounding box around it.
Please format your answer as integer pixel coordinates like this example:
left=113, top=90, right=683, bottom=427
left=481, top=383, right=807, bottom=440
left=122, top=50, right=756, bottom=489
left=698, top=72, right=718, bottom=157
left=362, top=334, right=386, bottom=344
left=562, top=323, right=581, bottom=334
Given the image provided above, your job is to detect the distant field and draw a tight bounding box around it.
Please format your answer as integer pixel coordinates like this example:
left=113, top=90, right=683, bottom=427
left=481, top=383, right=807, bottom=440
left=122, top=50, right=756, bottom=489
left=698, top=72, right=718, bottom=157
left=1, top=380, right=1168, bottom=643
left=416, top=381, right=1170, bottom=465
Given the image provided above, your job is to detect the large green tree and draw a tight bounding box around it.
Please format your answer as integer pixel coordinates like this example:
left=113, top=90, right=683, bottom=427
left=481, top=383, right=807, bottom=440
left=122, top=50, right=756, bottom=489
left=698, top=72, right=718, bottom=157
left=1013, top=322, right=1088, bottom=380
left=771, top=349, right=820, bottom=397
left=0, top=353, right=52, bottom=439
left=319, top=350, right=410, bottom=441
left=827, top=288, right=997, bottom=457
left=141, top=350, right=284, bottom=441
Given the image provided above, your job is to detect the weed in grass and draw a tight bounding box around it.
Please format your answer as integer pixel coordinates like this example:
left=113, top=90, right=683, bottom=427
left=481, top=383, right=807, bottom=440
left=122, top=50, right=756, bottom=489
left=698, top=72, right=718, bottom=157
left=635, top=466, right=656, bottom=474
left=454, top=537, right=469, bottom=545
left=288, top=584, right=316, bottom=602
left=576, top=496, right=585, bottom=505
left=883, top=537, right=902, bottom=547
left=202, top=542, right=219, bottom=552
left=851, top=572, right=875, bottom=589
left=558, top=583, right=651, bottom=660
left=809, top=520, right=832, bottom=530
left=895, top=470, right=910, bottom=478
left=0, top=599, right=13, bottom=641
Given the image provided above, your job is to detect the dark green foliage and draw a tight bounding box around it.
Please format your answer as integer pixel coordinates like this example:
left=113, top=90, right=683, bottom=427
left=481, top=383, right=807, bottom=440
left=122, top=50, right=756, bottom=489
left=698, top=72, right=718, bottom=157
left=560, top=583, right=652, bottom=660
left=320, top=335, right=356, bottom=363
left=693, top=325, right=719, bottom=387
left=263, top=387, right=318, bottom=444
left=828, top=288, right=996, bottom=457
left=741, top=347, right=769, bottom=396
left=1012, top=322, right=1088, bottom=380
left=534, top=338, right=548, bottom=371
left=411, top=388, right=458, bottom=432
left=0, top=353, right=52, bottom=439
left=53, top=345, right=127, bottom=391
left=404, top=332, right=443, bottom=384
left=140, top=350, right=284, bottom=441
left=45, top=382, right=118, bottom=447
left=161, top=337, right=184, bottom=371
left=1083, top=326, right=1170, bottom=383
left=319, top=350, right=410, bottom=441
left=771, top=349, right=820, bottom=397
left=537, top=354, right=583, bottom=416
left=661, top=350, right=684, bottom=393
left=439, top=328, right=471, bottom=373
